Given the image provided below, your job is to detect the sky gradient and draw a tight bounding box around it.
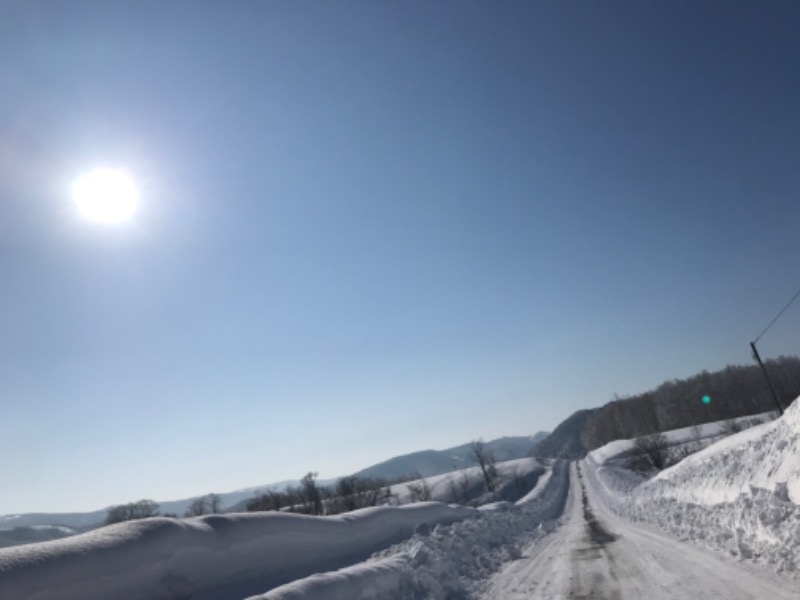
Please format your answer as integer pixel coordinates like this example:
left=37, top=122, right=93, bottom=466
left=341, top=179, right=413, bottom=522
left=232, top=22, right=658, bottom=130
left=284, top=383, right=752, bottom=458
left=2, top=1, right=800, bottom=514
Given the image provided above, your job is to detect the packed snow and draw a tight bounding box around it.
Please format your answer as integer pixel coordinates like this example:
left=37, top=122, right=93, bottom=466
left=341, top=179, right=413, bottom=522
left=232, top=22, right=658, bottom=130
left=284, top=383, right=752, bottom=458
left=587, top=397, right=800, bottom=577
left=0, top=502, right=473, bottom=600
left=485, top=462, right=797, bottom=599
left=249, top=460, right=569, bottom=599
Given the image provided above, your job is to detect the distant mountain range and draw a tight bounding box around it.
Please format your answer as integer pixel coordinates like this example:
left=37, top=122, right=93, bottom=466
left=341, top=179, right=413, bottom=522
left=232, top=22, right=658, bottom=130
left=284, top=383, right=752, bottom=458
left=0, top=432, right=548, bottom=541
left=353, top=434, right=549, bottom=480
left=0, top=480, right=296, bottom=534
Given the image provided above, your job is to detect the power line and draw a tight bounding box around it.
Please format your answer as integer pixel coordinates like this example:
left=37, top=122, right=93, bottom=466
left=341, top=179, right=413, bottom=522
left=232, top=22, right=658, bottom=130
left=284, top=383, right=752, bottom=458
left=753, top=284, right=800, bottom=344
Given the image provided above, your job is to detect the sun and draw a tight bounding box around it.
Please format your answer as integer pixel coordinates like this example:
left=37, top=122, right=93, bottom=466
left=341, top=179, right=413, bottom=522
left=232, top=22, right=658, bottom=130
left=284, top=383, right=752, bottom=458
left=72, top=168, right=139, bottom=224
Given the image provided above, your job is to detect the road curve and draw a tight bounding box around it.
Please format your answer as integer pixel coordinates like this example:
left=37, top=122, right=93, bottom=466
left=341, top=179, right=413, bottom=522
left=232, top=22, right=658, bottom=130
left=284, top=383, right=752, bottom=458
left=484, top=462, right=799, bottom=600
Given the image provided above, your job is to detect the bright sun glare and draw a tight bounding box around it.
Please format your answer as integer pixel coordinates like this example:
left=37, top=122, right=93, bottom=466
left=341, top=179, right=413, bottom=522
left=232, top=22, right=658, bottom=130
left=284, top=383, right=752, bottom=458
left=72, top=168, right=139, bottom=224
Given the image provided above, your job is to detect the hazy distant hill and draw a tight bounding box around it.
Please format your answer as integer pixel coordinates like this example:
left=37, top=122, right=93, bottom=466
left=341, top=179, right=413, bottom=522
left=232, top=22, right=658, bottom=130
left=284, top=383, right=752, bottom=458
left=0, top=525, right=78, bottom=548
left=0, top=481, right=300, bottom=533
left=530, top=410, right=597, bottom=460
left=353, top=433, right=549, bottom=480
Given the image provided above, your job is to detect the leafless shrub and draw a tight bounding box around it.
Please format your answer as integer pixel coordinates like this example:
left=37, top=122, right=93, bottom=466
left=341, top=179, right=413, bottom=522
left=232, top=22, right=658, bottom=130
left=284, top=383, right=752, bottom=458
left=185, top=498, right=208, bottom=517
left=407, top=478, right=432, bottom=503
left=446, top=471, right=473, bottom=504
left=632, top=432, right=670, bottom=471
left=105, top=499, right=160, bottom=525
left=720, top=418, right=746, bottom=435
left=667, top=443, right=692, bottom=465
left=301, top=472, right=323, bottom=515
left=184, top=493, right=223, bottom=517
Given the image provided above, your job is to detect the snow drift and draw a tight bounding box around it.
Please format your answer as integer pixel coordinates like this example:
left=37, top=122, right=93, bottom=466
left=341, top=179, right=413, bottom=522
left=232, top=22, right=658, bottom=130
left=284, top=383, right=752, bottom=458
left=248, top=460, right=569, bottom=600
left=587, top=397, right=800, bottom=576
left=0, top=502, right=473, bottom=600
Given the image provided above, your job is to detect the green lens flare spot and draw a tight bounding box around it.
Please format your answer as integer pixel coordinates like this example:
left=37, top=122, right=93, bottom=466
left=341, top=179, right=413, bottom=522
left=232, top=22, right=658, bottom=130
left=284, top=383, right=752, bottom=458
left=702, top=395, right=711, bottom=405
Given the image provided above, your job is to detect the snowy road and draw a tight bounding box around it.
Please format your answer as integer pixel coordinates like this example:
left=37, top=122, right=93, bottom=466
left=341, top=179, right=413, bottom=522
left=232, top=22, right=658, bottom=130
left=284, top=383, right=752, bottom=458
left=485, top=462, right=798, bottom=600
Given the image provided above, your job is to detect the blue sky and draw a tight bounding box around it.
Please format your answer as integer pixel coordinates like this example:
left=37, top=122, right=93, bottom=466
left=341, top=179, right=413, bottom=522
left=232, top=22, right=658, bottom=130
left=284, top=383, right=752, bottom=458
left=2, top=1, right=800, bottom=514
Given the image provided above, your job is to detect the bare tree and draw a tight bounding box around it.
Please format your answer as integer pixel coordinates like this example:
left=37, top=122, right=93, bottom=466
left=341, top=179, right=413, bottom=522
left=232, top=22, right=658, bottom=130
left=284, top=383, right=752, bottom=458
left=129, top=499, right=160, bottom=520
left=105, top=505, right=130, bottom=525
left=632, top=432, right=670, bottom=470
left=301, top=472, right=323, bottom=515
left=284, top=485, right=302, bottom=512
left=328, top=476, right=390, bottom=513
left=246, top=491, right=278, bottom=512
left=470, top=439, right=499, bottom=492
left=105, top=499, right=160, bottom=525
left=207, top=493, right=222, bottom=513
left=335, top=476, right=359, bottom=512
left=407, top=478, right=433, bottom=503
left=267, top=490, right=285, bottom=511
left=185, top=498, right=208, bottom=517
left=364, top=478, right=390, bottom=507
left=185, top=494, right=221, bottom=517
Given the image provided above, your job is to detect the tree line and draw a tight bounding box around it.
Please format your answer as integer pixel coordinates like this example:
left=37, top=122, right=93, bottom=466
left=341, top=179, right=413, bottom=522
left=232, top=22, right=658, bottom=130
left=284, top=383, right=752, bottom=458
left=581, top=356, right=800, bottom=451
left=105, top=438, right=506, bottom=524
left=105, top=493, right=223, bottom=525
left=245, top=472, right=393, bottom=515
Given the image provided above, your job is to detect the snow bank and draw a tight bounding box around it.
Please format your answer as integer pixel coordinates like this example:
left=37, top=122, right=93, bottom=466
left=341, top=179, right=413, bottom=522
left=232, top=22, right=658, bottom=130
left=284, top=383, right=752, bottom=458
left=250, top=460, right=570, bottom=600
left=645, top=405, right=799, bottom=505
left=0, top=503, right=473, bottom=600
left=389, top=457, right=543, bottom=505
left=245, top=554, right=414, bottom=600
left=588, top=411, right=776, bottom=466
left=586, top=397, right=800, bottom=576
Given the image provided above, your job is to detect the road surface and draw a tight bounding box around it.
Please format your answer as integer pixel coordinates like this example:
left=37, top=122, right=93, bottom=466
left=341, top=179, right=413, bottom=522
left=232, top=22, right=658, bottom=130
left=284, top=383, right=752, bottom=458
left=484, top=462, right=799, bottom=599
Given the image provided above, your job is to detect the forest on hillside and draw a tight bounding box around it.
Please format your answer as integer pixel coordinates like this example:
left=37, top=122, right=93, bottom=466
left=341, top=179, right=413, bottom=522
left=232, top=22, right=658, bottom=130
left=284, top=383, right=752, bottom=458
left=580, top=356, right=800, bottom=450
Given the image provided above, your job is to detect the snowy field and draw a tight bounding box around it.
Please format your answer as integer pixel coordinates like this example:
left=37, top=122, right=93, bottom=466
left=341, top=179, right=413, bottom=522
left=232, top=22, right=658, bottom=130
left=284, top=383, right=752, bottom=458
left=0, top=458, right=563, bottom=599
left=3, top=402, right=800, bottom=598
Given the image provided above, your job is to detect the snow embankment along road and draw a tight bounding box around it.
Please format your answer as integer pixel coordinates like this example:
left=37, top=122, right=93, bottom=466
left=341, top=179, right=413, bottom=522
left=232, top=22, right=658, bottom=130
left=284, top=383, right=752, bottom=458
left=589, top=397, right=800, bottom=576
left=486, top=462, right=797, bottom=599
left=250, top=460, right=570, bottom=600
left=0, top=502, right=473, bottom=600
left=587, top=410, right=777, bottom=466
left=387, top=457, right=545, bottom=505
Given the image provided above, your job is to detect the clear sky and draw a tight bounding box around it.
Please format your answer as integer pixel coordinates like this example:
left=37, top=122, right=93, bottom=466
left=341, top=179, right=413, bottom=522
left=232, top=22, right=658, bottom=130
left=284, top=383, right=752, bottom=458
left=2, top=1, right=800, bottom=514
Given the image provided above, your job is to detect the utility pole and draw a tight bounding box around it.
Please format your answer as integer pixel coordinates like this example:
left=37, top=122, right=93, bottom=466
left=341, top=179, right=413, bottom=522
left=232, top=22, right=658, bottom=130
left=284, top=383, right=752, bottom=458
left=750, top=341, right=783, bottom=416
